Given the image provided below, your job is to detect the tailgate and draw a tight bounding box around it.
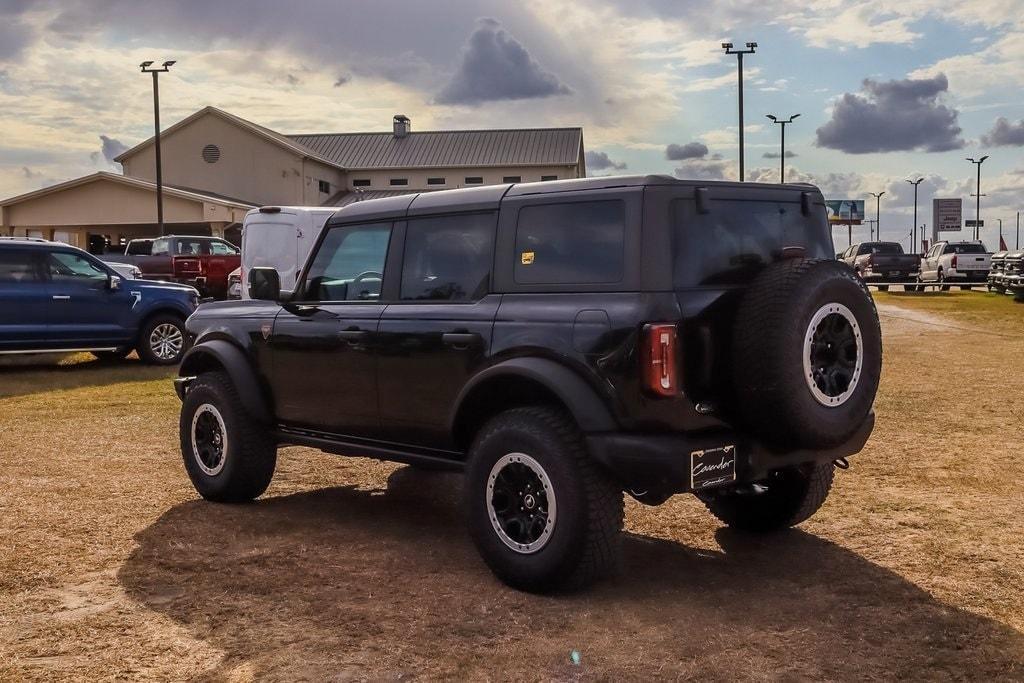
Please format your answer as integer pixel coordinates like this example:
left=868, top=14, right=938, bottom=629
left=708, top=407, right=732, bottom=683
left=872, top=255, right=917, bottom=271
left=956, top=255, right=989, bottom=270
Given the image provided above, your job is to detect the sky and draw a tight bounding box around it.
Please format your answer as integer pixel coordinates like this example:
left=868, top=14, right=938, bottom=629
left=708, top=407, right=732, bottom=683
left=1, top=0, right=1023, bottom=250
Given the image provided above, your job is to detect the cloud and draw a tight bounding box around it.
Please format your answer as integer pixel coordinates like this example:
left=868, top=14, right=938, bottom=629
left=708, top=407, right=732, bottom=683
left=981, top=117, right=1024, bottom=147
left=436, top=18, right=571, bottom=105
left=586, top=150, right=627, bottom=172
left=815, top=75, right=964, bottom=154
left=763, top=150, right=798, bottom=159
left=333, top=75, right=351, bottom=87
left=0, top=17, right=34, bottom=62
left=671, top=144, right=733, bottom=181
left=99, top=135, right=128, bottom=164
left=22, top=166, right=42, bottom=179
left=666, top=142, right=708, bottom=160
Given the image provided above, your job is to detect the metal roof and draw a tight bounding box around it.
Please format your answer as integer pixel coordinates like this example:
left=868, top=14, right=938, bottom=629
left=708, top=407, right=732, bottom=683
left=288, top=128, right=583, bottom=170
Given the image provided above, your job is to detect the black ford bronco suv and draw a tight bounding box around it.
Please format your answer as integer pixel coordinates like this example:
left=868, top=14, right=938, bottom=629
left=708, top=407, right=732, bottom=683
left=175, top=176, right=881, bottom=592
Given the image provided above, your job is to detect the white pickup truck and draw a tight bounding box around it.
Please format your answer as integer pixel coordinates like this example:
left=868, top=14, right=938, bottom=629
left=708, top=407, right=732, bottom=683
left=919, top=240, right=991, bottom=288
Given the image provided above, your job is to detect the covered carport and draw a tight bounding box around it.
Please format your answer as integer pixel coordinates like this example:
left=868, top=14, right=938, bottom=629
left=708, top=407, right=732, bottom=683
left=0, top=172, right=252, bottom=254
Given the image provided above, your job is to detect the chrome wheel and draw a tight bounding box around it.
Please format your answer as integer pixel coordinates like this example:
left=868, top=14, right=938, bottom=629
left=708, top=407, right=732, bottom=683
left=802, top=303, right=863, bottom=407
left=191, top=403, right=228, bottom=476
left=149, top=322, right=184, bottom=361
left=487, top=452, right=557, bottom=554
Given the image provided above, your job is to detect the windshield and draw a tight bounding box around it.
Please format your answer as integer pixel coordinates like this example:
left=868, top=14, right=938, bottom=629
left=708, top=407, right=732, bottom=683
left=673, top=198, right=833, bottom=287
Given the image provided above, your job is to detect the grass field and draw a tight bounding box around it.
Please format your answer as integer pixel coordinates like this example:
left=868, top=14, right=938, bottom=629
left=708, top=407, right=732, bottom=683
left=1, top=293, right=1022, bottom=680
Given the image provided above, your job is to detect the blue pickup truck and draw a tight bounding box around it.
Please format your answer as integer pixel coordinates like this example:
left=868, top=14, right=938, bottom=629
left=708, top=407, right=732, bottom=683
left=0, top=238, right=199, bottom=364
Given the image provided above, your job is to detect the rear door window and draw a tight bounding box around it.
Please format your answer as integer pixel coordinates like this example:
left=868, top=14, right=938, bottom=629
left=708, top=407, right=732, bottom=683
left=175, top=239, right=208, bottom=255
left=672, top=199, right=833, bottom=287
left=0, top=250, right=42, bottom=284
left=514, top=200, right=625, bottom=284
left=401, top=213, right=495, bottom=301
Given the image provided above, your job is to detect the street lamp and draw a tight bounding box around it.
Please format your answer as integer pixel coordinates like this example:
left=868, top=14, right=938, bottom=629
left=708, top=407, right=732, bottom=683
left=906, top=178, right=924, bottom=254
left=723, top=41, right=757, bottom=182
left=868, top=191, right=885, bottom=240
left=966, top=155, right=989, bottom=241
left=766, top=113, right=800, bottom=182
left=140, top=59, right=176, bottom=236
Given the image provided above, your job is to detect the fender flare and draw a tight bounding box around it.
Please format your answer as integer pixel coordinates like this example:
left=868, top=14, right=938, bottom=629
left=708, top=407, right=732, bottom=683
left=450, top=357, right=617, bottom=435
left=178, top=339, right=272, bottom=423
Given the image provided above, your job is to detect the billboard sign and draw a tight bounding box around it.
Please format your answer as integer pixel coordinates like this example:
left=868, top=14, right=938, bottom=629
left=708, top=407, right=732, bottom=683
left=826, top=199, right=865, bottom=224
left=933, top=198, right=962, bottom=232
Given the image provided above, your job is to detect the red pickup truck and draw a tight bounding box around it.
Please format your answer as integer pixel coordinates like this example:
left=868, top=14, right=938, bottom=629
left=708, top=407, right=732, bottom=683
left=104, top=235, right=240, bottom=299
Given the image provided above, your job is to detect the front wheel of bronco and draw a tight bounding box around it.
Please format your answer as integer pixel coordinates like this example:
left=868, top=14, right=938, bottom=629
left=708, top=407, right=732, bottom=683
left=179, top=371, right=276, bottom=503
left=697, top=463, right=834, bottom=533
left=465, top=407, right=623, bottom=593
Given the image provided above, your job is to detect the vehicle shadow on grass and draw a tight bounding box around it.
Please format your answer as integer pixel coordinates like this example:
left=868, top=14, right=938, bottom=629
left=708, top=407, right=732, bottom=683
left=0, top=354, right=175, bottom=399
left=118, top=467, right=1024, bottom=680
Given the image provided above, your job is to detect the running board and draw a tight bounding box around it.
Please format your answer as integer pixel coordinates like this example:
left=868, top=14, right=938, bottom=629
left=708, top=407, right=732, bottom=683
left=273, top=427, right=465, bottom=472
left=0, top=347, right=119, bottom=355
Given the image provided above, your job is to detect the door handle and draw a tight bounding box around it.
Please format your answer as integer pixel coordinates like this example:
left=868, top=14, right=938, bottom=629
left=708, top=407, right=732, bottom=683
left=52, top=295, right=71, bottom=300
left=442, top=332, right=481, bottom=349
left=337, top=329, right=369, bottom=343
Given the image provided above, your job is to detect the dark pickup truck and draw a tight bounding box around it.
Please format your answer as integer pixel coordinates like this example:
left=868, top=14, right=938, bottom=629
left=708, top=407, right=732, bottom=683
left=104, top=235, right=240, bottom=299
left=838, top=242, right=920, bottom=289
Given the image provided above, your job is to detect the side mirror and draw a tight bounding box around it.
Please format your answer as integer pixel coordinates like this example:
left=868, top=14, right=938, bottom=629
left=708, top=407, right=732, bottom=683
left=249, top=267, right=282, bottom=301
left=108, top=275, right=122, bottom=291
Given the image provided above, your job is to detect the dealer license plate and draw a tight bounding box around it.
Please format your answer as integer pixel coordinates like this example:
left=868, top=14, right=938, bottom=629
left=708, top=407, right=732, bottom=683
left=690, top=445, right=737, bottom=491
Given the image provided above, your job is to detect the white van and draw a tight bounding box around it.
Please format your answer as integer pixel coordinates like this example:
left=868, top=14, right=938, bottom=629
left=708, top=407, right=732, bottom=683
left=238, top=206, right=338, bottom=299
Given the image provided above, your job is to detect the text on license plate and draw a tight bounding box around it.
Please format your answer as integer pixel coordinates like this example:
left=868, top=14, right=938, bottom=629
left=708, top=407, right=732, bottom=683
left=690, top=445, right=737, bottom=491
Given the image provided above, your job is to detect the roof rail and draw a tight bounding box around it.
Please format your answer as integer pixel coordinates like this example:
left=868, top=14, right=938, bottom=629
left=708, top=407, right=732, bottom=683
left=0, top=236, right=50, bottom=243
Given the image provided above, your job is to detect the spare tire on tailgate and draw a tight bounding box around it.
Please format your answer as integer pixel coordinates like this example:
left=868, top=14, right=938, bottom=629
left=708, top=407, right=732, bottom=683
left=732, top=258, right=881, bottom=449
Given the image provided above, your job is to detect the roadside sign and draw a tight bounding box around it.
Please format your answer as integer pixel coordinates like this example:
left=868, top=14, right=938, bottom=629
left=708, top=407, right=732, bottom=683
left=933, top=198, right=962, bottom=232
left=965, top=219, right=984, bottom=227
left=826, top=199, right=864, bottom=224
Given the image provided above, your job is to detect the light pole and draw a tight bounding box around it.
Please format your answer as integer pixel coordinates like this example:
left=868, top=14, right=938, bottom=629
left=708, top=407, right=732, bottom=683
left=722, top=41, right=757, bottom=182
left=998, top=218, right=1003, bottom=249
left=766, top=113, right=800, bottom=182
left=966, top=156, right=989, bottom=240
left=906, top=178, right=923, bottom=254
left=869, top=191, right=885, bottom=240
left=140, top=60, right=175, bottom=236
left=1017, top=211, right=1020, bottom=249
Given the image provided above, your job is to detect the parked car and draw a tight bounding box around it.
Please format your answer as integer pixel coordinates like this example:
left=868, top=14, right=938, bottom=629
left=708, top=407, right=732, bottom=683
left=919, top=240, right=991, bottom=289
left=106, top=262, right=143, bottom=280
left=0, top=238, right=199, bottom=363
left=1002, top=250, right=1024, bottom=298
left=104, top=235, right=240, bottom=299
left=988, top=251, right=1008, bottom=293
left=838, top=241, right=920, bottom=290
left=238, top=206, right=337, bottom=299
left=174, top=176, right=882, bottom=592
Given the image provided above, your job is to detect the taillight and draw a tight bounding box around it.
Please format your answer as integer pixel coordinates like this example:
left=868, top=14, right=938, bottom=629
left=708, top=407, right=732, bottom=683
left=641, top=323, right=679, bottom=397
left=951, top=254, right=958, bottom=268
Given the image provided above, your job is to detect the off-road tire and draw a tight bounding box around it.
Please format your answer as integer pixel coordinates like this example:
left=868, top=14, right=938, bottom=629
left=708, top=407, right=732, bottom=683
left=137, top=314, right=187, bottom=365
left=732, top=259, right=882, bottom=449
left=698, top=462, right=834, bottom=532
left=465, top=406, right=623, bottom=593
left=180, top=371, right=276, bottom=503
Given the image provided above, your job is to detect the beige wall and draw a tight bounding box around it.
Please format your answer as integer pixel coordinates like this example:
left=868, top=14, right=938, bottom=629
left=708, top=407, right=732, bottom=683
left=121, top=112, right=346, bottom=206
left=345, top=165, right=580, bottom=192
left=4, top=179, right=205, bottom=227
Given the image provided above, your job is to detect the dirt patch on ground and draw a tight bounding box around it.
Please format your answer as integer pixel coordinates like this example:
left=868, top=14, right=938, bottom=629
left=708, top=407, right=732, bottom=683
left=1, top=295, right=1022, bottom=680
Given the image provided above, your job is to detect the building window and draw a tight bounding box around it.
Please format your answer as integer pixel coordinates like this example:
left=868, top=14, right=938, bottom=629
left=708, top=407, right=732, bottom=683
left=352, top=179, right=371, bottom=187
left=390, top=178, right=409, bottom=186
left=427, top=177, right=446, bottom=186
left=318, top=180, right=330, bottom=194
left=201, top=144, right=221, bottom=164
left=465, top=176, right=483, bottom=185
left=503, top=176, right=522, bottom=183
left=541, top=175, right=558, bottom=181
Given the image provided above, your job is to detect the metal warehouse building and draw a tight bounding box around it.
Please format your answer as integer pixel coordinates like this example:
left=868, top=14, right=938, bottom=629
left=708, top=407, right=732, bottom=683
left=0, top=107, right=586, bottom=251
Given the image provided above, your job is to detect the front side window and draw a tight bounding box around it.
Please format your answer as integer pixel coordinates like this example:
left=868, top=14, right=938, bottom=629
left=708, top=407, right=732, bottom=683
left=47, top=251, right=109, bottom=284
left=400, top=213, right=495, bottom=301
left=0, top=250, right=41, bottom=284
left=150, top=238, right=170, bottom=256
left=303, top=223, right=392, bottom=301
left=210, top=240, right=239, bottom=255
left=514, top=200, right=625, bottom=285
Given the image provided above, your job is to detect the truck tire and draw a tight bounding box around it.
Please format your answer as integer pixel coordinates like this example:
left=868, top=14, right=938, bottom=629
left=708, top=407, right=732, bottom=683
left=733, top=259, right=882, bottom=449
left=464, top=406, right=623, bottom=593
left=179, top=371, right=276, bottom=503
left=138, top=314, right=187, bottom=365
left=698, top=463, right=834, bottom=532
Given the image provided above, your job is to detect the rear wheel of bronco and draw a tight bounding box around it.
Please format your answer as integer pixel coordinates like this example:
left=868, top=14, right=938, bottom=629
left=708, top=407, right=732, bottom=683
left=179, top=371, right=276, bottom=503
left=733, top=259, right=882, bottom=449
left=698, top=463, right=834, bottom=532
left=465, top=407, right=623, bottom=593
left=138, top=314, right=187, bottom=365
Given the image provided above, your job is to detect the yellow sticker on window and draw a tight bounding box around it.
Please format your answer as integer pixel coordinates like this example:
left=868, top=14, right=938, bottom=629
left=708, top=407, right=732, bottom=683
left=521, top=251, right=535, bottom=265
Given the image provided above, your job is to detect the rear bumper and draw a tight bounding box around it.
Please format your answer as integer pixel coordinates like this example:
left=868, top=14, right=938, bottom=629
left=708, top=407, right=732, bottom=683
left=946, top=271, right=989, bottom=282
left=861, top=270, right=918, bottom=281
left=586, top=412, right=875, bottom=495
